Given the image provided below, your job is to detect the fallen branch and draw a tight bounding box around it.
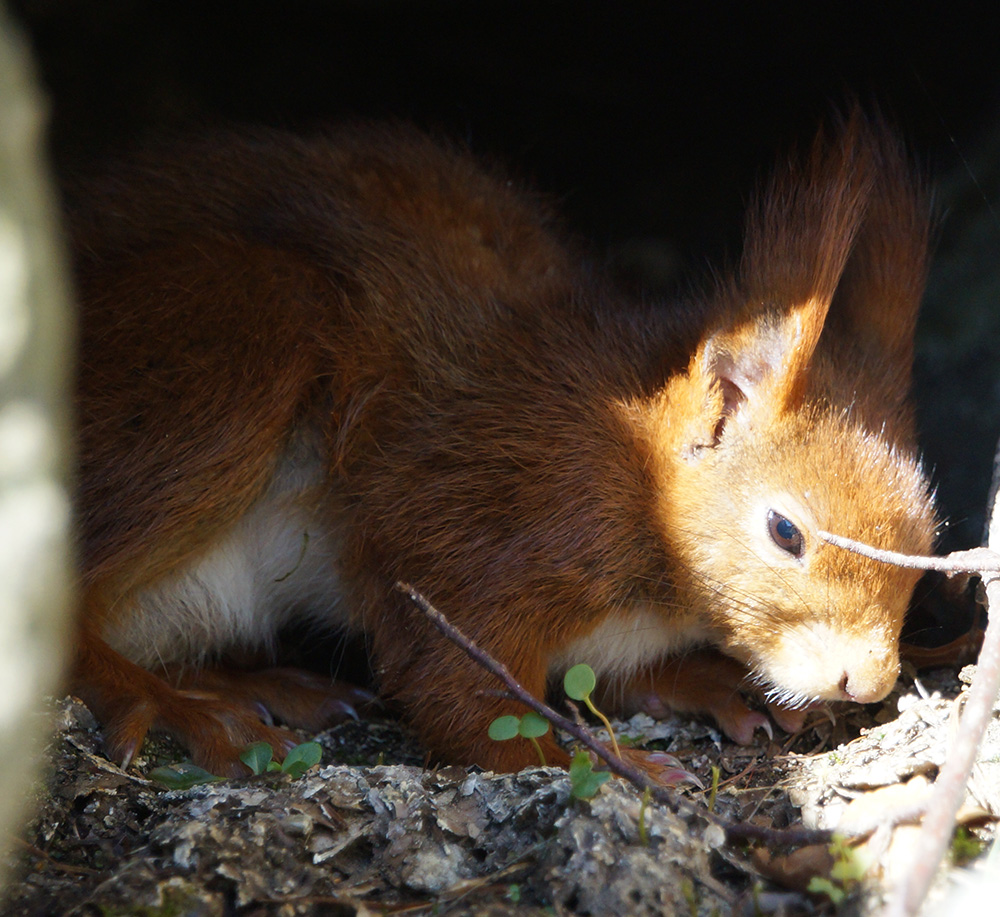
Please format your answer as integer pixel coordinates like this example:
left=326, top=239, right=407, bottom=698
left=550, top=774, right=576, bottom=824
left=396, top=581, right=831, bottom=847
left=891, top=593, right=1000, bottom=916
left=820, top=509, right=1000, bottom=916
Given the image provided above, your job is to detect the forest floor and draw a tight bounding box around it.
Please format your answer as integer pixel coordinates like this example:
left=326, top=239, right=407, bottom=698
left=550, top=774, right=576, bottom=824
left=2, top=656, right=999, bottom=917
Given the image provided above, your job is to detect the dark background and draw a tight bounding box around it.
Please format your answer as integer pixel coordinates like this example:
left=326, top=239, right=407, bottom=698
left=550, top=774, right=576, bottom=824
left=11, top=0, right=1000, bottom=555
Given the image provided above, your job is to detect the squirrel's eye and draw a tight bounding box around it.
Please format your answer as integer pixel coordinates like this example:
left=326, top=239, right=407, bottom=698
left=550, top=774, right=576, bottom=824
left=767, top=510, right=804, bottom=557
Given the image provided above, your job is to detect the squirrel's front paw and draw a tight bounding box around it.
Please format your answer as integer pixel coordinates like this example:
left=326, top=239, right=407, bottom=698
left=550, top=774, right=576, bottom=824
left=613, top=648, right=817, bottom=744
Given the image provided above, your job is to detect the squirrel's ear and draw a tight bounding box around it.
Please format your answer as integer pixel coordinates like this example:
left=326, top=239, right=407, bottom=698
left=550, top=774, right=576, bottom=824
left=698, top=298, right=829, bottom=428
left=702, top=109, right=885, bottom=426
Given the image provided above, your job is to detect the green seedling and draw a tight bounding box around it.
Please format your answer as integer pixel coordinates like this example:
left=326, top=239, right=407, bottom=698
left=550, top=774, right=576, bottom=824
left=807, top=833, right=869, bottom=905
left=241, top=741, right=278, bottom=774
left=563, top=663, right=621, bottom=759
left=488, top=711, right=551, bottom=765
left=149, top=740, right=323, bottom=788
left=638, top=785, right=652, bottom=845
left=488, top=663, right=624, bottom=784
left=707, top=764, right=721, bottom=812
left=278, top=741, right=323, bottom=778
left=488, top=712, right=611, bottom=798
left=240, top=740, right=323, bottom=777
left=487, top=662, right=627, bottom=792
left=568, top=750, right=610, bottom=799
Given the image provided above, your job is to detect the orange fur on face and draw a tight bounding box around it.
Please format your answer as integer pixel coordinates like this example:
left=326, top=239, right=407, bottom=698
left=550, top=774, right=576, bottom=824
left=70, top=115, right=935, bottom=776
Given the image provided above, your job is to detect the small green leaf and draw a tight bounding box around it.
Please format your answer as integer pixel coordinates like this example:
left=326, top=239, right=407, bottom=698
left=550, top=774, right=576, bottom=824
left=488, top=715, right=521, bottom=741
left=568, top=750, right=610, bottom=799
left=830, top=856, right=862, bottom=882
left=281, top=741, right=323, bottom=777
left=807, top=877, right=845, bottom=905
left=568, top=750, right=591, bottom=780
left=148, top=763, right=224, bottom=790
left=571, top=770, right=610, bottom=799
left=267, top=761, right=282, bottom=772
left=240, top=741, right=275, bottom=775
left=518, top=711, right=550, bottom=739
left=564, top=663, right=596, bottom=701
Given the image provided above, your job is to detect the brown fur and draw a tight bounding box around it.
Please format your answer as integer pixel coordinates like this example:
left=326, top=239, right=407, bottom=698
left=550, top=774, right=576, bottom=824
left=70, top=115, right=936, bottom=776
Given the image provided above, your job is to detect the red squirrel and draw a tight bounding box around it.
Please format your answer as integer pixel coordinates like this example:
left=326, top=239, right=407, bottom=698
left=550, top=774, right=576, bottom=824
left=69, top=113, right=937, bottom=777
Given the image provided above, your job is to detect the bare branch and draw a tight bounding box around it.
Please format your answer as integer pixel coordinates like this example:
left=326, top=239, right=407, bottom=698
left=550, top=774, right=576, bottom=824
left=885, top=477, right=1000, bottom=916
left=818, top=530, right=1000, bottom=573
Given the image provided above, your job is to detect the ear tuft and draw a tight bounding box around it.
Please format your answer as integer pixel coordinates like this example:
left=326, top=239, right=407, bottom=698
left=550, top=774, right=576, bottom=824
left=701, top=107, right=925, bottom=421
left=683, top=107, right=927, bottom=450
left=826, top=115, right=929, bottom=403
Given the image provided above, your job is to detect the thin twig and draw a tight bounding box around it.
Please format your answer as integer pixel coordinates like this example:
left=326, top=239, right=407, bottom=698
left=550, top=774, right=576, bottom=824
left=818, top=530, right=1000, bottom=573
left=395, top=583, right=663, bottom=788
left=395, top=581, right=831, bottom=847
left=822, top=502, right=1000, bottom=915
left=880, top=491, right=1000, bottom=916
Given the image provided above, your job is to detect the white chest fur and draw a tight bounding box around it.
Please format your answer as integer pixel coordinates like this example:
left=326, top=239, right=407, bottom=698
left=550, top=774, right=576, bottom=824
left=550, top=603, right=711, bottom=684
left=103, top=437, right=350, bottom=669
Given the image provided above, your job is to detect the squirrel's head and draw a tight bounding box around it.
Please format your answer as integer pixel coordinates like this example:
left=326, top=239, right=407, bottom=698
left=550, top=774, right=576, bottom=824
left=629, top=110, right=937, bottom=707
